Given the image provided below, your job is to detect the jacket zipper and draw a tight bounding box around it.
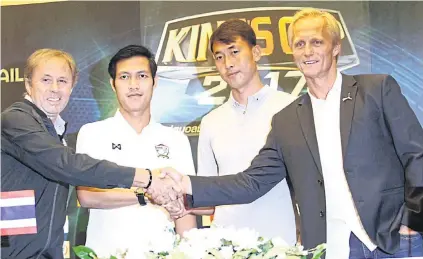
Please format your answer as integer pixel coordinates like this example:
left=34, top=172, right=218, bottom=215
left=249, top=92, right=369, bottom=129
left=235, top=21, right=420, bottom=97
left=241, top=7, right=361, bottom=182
left=36, top=184, right=59, bottom=259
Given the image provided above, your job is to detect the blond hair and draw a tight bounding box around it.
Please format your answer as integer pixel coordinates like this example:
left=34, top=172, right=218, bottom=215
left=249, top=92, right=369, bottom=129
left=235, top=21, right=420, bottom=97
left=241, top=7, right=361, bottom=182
left=287, top=8, right=341, bottom=48
left=24, top=48, right=78, bottom=83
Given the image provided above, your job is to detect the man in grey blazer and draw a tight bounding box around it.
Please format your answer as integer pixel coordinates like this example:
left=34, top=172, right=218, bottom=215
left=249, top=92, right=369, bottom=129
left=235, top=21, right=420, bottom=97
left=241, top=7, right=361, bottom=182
left=155, top=7, right=423, bottom=259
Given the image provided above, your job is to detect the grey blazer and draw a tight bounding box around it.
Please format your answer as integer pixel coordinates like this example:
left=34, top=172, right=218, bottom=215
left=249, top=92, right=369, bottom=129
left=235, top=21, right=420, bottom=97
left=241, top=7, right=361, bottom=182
left=187, top=74, right=423, bottom=254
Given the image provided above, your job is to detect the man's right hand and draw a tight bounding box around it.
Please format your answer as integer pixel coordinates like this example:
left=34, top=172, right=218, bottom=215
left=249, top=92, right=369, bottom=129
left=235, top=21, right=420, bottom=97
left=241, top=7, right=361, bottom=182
left=132, top=168, right=184, bottom=205
left=159, top=167, right=193, bottom=195
left=144, top=168, right=183, bottom=205
left=135, top=167, right=191, bottom=207
left=142, top=167, right=194, bottom=219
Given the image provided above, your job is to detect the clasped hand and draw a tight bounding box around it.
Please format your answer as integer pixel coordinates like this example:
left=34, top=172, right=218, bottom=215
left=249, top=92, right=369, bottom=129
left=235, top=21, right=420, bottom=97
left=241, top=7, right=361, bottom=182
left=145, top=167, right=190, bottom=219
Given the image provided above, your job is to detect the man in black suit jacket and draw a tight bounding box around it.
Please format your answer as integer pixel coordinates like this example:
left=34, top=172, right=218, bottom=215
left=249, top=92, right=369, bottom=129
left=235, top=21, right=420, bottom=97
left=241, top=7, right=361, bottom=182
left=155, top=7, right=423, bottom=259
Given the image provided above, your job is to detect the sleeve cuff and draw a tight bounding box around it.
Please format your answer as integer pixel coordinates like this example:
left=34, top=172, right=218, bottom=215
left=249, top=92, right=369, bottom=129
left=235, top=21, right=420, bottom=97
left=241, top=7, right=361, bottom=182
left=114, top=167, right=136, bottom=189
left=185, top=194, right=195, bottom=209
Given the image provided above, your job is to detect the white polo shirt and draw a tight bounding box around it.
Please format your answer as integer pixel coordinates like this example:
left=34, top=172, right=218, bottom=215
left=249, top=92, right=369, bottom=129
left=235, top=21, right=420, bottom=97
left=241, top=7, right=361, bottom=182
left=197, top=85, right=297, bottom=244
left=76, top=111, right=195, bottom=258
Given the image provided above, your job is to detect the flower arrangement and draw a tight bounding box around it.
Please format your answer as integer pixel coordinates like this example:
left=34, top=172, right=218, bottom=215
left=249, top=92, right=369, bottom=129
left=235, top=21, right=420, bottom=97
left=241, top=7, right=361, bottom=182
left=73, top=225, right=325, bottom=259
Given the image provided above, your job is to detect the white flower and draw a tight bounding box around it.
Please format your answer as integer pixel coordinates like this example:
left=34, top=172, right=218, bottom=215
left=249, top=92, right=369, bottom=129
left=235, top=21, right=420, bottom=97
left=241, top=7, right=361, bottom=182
left=83, top=224, right=325, bottom=259
left=229, top=227, right=260, bottom=251
left=219, top=246, right=234, bottom=259
left=271, top=237, right=288, bottom=247
left=147, top=226, right=177, bottom=254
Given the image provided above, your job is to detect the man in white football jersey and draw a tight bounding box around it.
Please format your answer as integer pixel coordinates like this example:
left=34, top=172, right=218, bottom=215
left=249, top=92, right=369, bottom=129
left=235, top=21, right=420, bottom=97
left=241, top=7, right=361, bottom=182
left=76, top=45, right=197, bottom=258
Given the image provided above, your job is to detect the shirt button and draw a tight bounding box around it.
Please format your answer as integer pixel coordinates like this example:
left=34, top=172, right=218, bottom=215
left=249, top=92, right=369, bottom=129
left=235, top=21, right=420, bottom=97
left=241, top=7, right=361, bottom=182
left=319, top=211, right=325, bottom=217
left=317, top=179, right=323, bottom=186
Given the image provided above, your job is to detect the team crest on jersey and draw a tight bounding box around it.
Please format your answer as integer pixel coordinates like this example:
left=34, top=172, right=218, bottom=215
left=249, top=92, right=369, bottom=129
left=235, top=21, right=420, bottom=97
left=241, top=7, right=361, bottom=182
left=155, top=144, right=169, bottom=159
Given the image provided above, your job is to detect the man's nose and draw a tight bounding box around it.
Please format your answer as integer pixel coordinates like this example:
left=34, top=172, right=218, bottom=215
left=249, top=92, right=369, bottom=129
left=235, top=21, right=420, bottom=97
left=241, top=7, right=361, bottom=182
left=50, top=81, right=59, bottom=92
left=225, top=57, right=234, bottom=70
left=129, top=77, right=140, bottom=89
left=304, top=43, right=314, bottom=56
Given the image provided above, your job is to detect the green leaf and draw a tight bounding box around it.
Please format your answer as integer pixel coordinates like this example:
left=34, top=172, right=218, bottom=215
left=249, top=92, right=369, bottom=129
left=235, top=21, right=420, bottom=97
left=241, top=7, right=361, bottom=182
left=110, top=256, right=118, bottom=259
left=311, top=246, right=326, bottom=259
left=233, top=249, right=255, bottom=258
left=221, top=238, right=233, bottom=247
left=73, top=246, right=98, bottom=259
left=258, top=241, right=273, bottom=253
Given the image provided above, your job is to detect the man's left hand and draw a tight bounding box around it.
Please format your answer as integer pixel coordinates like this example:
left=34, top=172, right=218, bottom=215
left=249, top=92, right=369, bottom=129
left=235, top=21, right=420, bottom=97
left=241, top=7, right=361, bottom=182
left=399, top=225, right=419, bottom=235
left=163, top=197, right=191, bottom=219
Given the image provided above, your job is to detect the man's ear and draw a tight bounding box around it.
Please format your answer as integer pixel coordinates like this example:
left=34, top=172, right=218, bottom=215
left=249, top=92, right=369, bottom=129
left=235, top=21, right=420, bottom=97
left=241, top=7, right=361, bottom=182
left=252, top=45, right=262, bottom=62
left=25, top=78, right=32, bottom=96
left=109, top=78, right=116, bottom=93
left=332, top=42, right=341, bottom=58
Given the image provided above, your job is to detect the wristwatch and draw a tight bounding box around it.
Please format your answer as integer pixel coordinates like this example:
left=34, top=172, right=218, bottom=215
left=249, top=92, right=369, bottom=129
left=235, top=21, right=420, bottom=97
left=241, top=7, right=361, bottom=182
left=134, top=187, right=147, bottom=206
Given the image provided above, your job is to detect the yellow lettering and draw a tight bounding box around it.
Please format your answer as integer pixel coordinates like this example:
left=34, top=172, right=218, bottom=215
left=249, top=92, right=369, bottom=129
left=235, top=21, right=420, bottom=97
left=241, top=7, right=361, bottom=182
left=14, top=68, right=24, bottom=82
left=251, top=17, right=274, bottom=56
left=197, top=23, right=213, bottom=61
left=0, top=69, right=10, bottom=83
left=186, top=25, right=200, bottom=62
left=278, top=16, right=293, bottom=55
left=217, top=20, right=225, bottom=28
left=10, top=67, right=14, bottom=82
left=162, top=27, right=191, bottom=63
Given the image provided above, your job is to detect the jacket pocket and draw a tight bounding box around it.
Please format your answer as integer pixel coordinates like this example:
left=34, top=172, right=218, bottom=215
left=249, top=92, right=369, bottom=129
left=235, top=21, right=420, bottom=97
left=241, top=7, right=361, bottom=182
left=381, top=186, right=404, bottom=194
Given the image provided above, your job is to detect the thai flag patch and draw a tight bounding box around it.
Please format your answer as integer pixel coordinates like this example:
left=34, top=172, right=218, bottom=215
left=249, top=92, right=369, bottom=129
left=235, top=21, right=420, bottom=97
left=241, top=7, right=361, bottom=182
left=0, top=190, right=37, bottom=236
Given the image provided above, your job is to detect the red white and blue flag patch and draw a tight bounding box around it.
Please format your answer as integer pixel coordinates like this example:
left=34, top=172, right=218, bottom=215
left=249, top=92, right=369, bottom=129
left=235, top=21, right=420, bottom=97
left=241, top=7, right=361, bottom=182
left=0, top=190, right=37, bottom=236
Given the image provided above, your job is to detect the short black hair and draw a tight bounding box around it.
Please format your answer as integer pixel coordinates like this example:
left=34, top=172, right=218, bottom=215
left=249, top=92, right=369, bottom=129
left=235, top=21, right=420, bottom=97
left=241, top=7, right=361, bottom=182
left=210, top=19, right=257, bottom=53
left=108, top=45, right=157, bottom=81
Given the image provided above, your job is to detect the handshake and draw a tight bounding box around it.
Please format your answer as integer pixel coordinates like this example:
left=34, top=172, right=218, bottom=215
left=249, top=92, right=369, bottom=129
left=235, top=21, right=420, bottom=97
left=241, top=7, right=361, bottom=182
left=142, top=167, right=192, bottom=219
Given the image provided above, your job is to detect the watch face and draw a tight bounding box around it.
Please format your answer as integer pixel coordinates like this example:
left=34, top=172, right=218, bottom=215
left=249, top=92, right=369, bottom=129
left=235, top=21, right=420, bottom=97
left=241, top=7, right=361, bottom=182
left=134, top=187, right=144, bottom=195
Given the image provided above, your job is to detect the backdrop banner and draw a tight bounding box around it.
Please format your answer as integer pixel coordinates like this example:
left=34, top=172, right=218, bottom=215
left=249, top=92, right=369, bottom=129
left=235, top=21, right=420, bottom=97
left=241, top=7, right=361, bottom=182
left=2, top=2, right=423, bottom=258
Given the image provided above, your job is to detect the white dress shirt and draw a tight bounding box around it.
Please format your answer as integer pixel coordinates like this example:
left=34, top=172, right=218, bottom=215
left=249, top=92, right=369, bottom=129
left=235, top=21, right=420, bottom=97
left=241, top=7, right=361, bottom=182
left=76, top=111, right=195, bottom=258
left=309, top=71, right=376, bottom=258
left=197, top=85, right=297, bottom=243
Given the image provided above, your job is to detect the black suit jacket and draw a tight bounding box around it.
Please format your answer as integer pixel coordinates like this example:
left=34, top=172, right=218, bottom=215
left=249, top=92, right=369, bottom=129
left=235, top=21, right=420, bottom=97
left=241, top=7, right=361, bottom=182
left=187, top=74, right=423, bottom=254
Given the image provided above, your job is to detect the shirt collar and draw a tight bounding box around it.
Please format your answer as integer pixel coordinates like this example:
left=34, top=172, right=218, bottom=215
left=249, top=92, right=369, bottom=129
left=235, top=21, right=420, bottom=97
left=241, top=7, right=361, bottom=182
left=308, top=70, right=343, bottom=103
left=229, top=85, right=271, bottom=111
left=113, top=109, right=157, bottom=135
left=24, top=95, right=67, bottom=136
